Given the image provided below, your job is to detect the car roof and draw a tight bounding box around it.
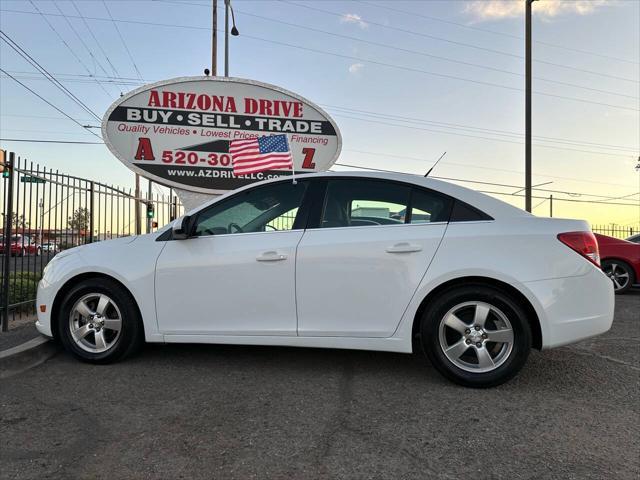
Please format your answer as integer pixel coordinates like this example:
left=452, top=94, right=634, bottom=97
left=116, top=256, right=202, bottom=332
left=185, top=170, right=531, bottom=220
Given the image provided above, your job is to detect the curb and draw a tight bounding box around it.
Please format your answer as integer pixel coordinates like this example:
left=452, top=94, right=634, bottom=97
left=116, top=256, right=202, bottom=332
left=0, top=336, right=60, bottom=379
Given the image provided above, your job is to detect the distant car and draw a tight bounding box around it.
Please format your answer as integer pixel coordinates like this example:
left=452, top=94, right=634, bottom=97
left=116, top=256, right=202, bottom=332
left=595, top=233, right=640, bottom=294
left=626, top=233, right=640, bottom=244
left=41, top=243, right=60, bottom=254
left=0, top=234, right=40, bottom=256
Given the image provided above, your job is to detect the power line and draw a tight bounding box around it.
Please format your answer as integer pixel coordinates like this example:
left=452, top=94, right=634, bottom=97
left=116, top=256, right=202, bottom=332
left=232, top=33, right=638, bottom=112
left=50, top=1, right=115, bottom=86
left=357, top=0, right=640, bottom=66
left=213, top=5, right=637, bottom=100
left=332, top=112, right=636, bottom=158
left=0, top=71, right=142, bottom=86
left=27, top=0, right=114, bottom=99
left=3, top=5, right=638, bottom=87
left=101, top=0, right=144, bottom=80
left=333, top=163, right=640, bottom=207
left=155, top=0, right=636, bottom=99
left=342, top=149, right=639, bottom=189
left=0, top=31, right=102, bottom=122
left=280, top=0, right=640, bottom=84
left=0, top=68, right=102, bottom=140
left=325, top=104, right=638, bottom=152
left=1, top=132, right=634, bottom=202
left=69, top=0, right=122, bottom=81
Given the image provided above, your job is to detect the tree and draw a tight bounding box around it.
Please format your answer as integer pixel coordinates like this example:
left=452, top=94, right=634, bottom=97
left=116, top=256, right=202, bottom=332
left=10, top=213, right=28, bottom=230
left=68, top=207, right=90, bottom=235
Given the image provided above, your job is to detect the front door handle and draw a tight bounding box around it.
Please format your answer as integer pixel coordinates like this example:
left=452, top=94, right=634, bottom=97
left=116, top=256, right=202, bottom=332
left=256, top=251, right=288, bottom=262
left=386, top=242, right=423, bottom=254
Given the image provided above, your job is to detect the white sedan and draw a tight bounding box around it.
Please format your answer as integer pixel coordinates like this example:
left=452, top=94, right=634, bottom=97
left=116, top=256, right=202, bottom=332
left=36, top=172, right=614, bottom=387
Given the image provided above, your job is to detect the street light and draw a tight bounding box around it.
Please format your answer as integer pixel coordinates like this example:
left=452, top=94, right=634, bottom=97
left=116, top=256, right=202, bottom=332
left=224, top=0, right=239, bottom=77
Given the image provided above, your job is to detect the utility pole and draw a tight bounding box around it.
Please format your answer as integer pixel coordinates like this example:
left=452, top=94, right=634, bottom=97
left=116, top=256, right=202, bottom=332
left=225, top=0, right=230, bottom=77
left=212, top=0, right=217, bottom=75
left=525, top=0, right=535, bottom=213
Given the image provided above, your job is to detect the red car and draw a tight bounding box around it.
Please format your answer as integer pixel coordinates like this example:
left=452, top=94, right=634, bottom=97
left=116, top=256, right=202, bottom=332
left=0, top=234, right=41, bottom=257
left=595, top=233, right=640, bottom=294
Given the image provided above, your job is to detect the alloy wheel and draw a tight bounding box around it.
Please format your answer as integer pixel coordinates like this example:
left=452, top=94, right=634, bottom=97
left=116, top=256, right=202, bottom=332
left=438, top=301, right=514, bottom=373
left=68, top=293, right=123, bottom=353
left=603, top=262, right=630, bottom=291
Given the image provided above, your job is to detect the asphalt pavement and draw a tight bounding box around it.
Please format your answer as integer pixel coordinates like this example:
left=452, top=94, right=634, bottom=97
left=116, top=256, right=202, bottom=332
left=0, top=292, right=638, bottom=480
left=0, top=253, right=54, bottom=273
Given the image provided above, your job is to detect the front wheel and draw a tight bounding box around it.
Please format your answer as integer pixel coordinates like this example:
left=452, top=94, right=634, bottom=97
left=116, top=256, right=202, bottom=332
left=420, top=285, right=531, bottom=388
left=57, top=278, right=144, bottom=363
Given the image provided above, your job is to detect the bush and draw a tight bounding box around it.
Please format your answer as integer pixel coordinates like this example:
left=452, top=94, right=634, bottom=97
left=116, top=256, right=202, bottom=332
left=7, top=271, right=42, bottom=307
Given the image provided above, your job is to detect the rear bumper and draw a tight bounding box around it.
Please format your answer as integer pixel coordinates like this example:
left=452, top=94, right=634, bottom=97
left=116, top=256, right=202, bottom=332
left=524, top=267, right=615, bottom=349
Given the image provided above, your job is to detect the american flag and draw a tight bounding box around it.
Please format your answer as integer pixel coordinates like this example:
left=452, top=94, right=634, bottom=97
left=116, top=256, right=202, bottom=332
left=229, top=134, right=293, bottom=176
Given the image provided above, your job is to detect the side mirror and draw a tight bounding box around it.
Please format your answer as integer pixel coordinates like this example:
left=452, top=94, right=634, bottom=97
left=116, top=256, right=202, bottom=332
left=172, top=215, right=192, bottom=240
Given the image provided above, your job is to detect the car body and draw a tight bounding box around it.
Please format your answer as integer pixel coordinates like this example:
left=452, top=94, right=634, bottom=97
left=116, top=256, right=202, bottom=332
left=0, top=234, right=40, bottom=256
left=41, top=243, right=60, bottom=254
left=595, top=233, right=640, bottom=293
left=625, top=233, right=640, bottom=244
left=35, top=172, right=614, bottom=387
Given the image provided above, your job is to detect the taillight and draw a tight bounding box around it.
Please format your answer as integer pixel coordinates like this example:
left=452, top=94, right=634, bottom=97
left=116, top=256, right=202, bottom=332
left=557, top=231, right=600, bottom=267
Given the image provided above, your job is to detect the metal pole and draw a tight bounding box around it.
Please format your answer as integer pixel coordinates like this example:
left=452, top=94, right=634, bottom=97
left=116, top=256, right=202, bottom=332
left=525, top=0, right=533, bottom=213
left=212, top=0, right=217, bottom=75
left=89, top=181, right=95, bottom=243
left=39, top=198, right=44, bottom=244
left=147, top=180, right=152, bottom=233
left=1, top=153, right=15, bottom=332
left=549, top=194, right=553, bottom=217
left=135, top=173, right=141, bottom=235
left=224, top=0, right=230, bottom=77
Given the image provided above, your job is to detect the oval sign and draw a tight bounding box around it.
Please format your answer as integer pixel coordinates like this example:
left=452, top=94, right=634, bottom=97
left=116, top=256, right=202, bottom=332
left=102, top=76, right=342, bottom=194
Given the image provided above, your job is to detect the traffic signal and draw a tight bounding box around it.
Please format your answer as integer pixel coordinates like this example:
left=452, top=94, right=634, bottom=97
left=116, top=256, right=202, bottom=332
left=0, top=150, right=9, bottom=178
left=146, top=202, right=155, bottom=219
left=151, top=221, right=158, bottom=229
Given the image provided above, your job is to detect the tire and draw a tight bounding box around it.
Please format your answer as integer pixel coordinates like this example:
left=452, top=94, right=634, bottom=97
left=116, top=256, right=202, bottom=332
left=601, top=259, right=635, bottom=294
left=57, top=278, right=144, bottom=364
left=420, top=285, right=532, bottom=388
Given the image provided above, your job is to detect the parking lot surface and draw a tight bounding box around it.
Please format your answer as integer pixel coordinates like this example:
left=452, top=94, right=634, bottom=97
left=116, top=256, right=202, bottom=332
left=1, top=292, right=638, bottom=480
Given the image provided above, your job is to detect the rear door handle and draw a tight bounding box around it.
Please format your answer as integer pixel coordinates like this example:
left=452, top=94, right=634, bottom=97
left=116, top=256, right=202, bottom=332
left=256, top=251, right=288, bottom=262
left=386, top=242, right=423, bottom=254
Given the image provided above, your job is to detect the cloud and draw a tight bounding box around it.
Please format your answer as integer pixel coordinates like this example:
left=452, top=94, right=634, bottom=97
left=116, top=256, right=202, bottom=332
left=340, top=13, right=368, bottom=29
left=464, top=0, right=611, bottom=22
left=348, top=63, right=364, bottom=74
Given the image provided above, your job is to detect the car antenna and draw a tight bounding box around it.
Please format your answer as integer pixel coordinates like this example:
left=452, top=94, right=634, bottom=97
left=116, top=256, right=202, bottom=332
left=425, top=151, right=446, bottom=177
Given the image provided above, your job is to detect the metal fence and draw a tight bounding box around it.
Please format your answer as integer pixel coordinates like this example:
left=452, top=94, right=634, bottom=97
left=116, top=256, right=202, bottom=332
left=592, top=225, right=636, bottom=240
left=0, top=150, right=183, bottom=331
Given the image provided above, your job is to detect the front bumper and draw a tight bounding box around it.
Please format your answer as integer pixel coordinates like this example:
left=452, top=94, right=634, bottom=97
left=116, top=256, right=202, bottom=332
left=35, top=279, right=55, bottom=338
left=525, top=266, right=615, bottom=349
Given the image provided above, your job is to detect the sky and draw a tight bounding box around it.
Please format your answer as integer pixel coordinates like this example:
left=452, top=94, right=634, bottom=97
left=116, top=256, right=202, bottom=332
left=0, top=0, right=639, bottom=229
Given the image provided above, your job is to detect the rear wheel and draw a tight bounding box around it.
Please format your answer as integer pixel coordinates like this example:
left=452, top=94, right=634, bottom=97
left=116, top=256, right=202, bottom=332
left=57, top=278, right=143, bottom=363
left=601, top=259, right=634, bottom=294
left=420, top=285, right=531, bottom=388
